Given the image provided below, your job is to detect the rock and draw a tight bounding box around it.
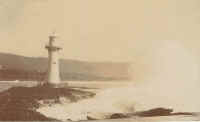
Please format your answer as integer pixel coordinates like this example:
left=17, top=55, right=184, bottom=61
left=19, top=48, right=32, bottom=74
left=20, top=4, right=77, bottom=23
left=135, top=108, right=173, bottom=117
left=110, top=113, right=129, bottom=119
left=87, top=116, right=98, bottom=120
left=0, top=108, right=56, bottom=121
left=171, top=112, right=195, bottom=116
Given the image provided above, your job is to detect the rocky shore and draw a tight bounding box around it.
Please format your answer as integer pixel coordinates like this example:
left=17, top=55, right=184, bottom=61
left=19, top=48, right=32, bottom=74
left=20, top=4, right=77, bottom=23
left=0, top=85, right=95, bottom=121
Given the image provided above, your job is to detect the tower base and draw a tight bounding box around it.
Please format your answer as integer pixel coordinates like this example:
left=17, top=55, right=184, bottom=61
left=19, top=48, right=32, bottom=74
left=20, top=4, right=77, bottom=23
left=38, top=82, right=68, bottom=88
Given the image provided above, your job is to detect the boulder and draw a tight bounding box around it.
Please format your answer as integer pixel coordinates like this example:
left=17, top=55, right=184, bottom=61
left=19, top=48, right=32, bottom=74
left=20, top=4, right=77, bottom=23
left=110, top=113, right=129, bottom=119
left=135, top=108, right=173, bottom=117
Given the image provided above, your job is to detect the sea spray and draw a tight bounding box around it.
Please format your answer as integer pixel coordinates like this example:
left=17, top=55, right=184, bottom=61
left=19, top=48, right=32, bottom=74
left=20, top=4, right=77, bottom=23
left=37, top=86, right=137, bottom=121
left=128, top=40, right=200, bottom=112
left=37, top=40, right=200, bottom=121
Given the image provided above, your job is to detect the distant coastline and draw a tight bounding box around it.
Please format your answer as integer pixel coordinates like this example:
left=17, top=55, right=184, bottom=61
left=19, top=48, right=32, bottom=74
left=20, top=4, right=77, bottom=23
left=0, top=52, right=131, bottom=81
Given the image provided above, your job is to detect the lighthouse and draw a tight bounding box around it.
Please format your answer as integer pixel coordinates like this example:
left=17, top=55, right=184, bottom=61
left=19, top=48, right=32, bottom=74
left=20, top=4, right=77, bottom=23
left=45, top=34, right=62, bottom=86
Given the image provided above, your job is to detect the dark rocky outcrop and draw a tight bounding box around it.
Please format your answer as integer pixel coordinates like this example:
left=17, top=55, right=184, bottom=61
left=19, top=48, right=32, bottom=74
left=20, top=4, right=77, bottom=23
left=0, top=109, right=55, bottom=121
left=133, top=108, right=195, bottom=117
left=110, top=113, right=129, bottom=119
left=107, top=108, right=196, bottom=120
left=0, top=86, right=95, bottom=121
left=171, top=112, right=195, bottom=116
left=134, top=108, right=173, bottom=117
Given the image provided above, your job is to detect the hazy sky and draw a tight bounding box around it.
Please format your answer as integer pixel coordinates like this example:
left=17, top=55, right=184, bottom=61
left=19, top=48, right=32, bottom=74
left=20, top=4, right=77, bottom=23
left=1, top=0, right=200, bottom=62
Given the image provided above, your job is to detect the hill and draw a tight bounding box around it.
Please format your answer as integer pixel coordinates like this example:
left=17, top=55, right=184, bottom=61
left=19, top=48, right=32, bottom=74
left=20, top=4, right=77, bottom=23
left=0, top=52, right=131, bottom=81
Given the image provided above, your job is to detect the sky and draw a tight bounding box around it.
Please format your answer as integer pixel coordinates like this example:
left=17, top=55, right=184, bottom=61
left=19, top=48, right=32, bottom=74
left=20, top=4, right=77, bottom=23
left=1, top=0, right=200, bottom=62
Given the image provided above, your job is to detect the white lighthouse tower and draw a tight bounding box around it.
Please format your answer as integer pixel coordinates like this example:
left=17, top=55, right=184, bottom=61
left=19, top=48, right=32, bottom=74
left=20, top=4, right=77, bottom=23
left=45, top=34, right=62, bottom=86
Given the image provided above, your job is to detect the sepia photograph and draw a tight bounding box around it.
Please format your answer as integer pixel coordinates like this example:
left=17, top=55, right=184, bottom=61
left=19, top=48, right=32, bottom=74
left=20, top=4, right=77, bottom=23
left=0, top=0, right=200, bottom=121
